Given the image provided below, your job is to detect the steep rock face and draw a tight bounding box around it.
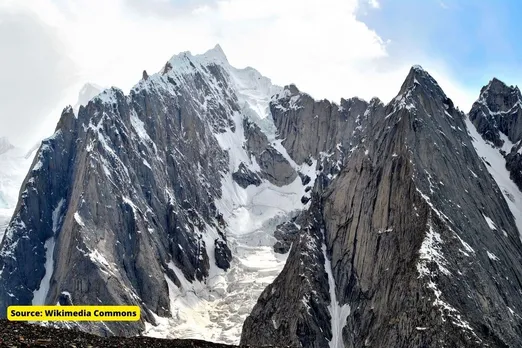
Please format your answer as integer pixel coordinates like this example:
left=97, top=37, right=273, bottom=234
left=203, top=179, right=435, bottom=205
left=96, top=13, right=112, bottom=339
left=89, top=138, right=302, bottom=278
left=232, top=162, right=262, bottom=189
left=469, top=78, right=522, bottom=191
left=0, top=69, right=231, bottom=335
left=506, top=142, right=522, bottom=189
left=243, top=118, right=297, bottom=186
left=0, top=46, right=293, bottom=339
left=270, top=85, right=373, bottom=166
left=270, top=84, right=387, bottom=197
left=242, top=67, right=522, bottom=347
left=469, top=78, right=522, bottom=147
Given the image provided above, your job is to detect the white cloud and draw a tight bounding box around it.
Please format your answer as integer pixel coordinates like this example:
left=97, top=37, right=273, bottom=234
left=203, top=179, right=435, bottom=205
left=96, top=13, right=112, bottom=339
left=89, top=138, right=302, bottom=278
left=0, top=0, right=477, bottom=148
left=0, top=3, right=76, bottom=148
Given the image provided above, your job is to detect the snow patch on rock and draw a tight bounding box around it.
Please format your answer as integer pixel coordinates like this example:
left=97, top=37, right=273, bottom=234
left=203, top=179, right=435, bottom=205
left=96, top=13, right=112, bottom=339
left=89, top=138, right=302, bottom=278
left=322, top=242, right=350, bottom=348
left=31, top=238, right=55, bottom=305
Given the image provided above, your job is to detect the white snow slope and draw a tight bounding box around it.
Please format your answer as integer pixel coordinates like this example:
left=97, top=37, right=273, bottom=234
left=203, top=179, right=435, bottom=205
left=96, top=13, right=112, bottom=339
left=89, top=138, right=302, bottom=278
left=322, top=242, right=350, bottom=348
left=465, top=116, right=522, bottom=235
left=142, top=45, right=317, bottom=344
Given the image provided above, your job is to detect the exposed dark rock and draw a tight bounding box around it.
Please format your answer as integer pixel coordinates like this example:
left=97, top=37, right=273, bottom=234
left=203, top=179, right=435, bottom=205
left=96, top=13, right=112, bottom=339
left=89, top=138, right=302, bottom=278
left=469, top=77, right=522, bottom=191
left=241, top=66, right=522, bottom=347
left=232, top=162, right=262, bottom=188
left=273, top=217, right=302, bottom=254
left=58, top=292, right=73, bottom=306
left=243, top=119, right=297, bottom=186
left=506, top=143, right=522, bottom=190
left=143, top=70, right=149, bottom=80
left=214, top=239, right=232, bottom=271
left=162, top=61, right=172, bottom=75
left=4, top=44, right=522, bottom=348
left=0, top=320, right=240, bottom=348
left=0, top=53, right=242, bottom=336
left=298, top=172, right=311, bottom=186
left=469, top=78, right=522, bottom=147
left=270, top=87, right=374, bottom=167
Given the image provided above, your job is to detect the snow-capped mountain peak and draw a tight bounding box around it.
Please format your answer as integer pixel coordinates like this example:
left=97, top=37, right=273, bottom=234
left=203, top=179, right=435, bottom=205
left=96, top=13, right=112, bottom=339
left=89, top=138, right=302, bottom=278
left=201, top=44, right=229, bottom=64
left=165, top=44, right=230, bottom=74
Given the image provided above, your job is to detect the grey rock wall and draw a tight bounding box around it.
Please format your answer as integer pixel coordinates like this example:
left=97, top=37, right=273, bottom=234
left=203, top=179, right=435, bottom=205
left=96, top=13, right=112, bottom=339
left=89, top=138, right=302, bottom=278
left=241, top=66, right=522, bottom=347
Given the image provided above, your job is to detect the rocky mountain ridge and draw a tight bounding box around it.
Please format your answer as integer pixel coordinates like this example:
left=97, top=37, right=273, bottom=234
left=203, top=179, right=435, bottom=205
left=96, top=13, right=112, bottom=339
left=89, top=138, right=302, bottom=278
left=241, top=66, right=522, bottom=347
left=0, top=46, right=522, bottom=348
left=0, top=45, right=312, bottom=343
left=469, top=78, right=522, bottom=191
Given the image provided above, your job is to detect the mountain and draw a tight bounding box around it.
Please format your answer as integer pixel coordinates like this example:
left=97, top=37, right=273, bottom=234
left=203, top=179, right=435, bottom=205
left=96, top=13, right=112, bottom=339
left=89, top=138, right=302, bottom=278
left=469, top=78, right=522, bottom=192
left=240, top=67, right=522, bottom=347
left=0, top=138, right=38, bottom=240
left=469, top=78, right=522, bottom=148
left=0, top=82, right=103, bottom=244
left=0, top=45, right=311, bottom=342
left=2, top=46, right=522, bottom=348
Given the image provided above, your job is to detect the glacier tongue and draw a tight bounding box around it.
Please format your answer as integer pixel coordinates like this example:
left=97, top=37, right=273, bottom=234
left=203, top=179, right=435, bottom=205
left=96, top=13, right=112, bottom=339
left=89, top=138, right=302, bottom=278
left=144, top=133, right=311, bottom=343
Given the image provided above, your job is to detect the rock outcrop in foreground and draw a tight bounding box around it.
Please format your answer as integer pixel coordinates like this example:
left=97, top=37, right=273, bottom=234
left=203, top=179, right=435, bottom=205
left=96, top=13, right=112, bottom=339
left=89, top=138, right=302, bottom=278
left=0, top=320, right=238, bottom=348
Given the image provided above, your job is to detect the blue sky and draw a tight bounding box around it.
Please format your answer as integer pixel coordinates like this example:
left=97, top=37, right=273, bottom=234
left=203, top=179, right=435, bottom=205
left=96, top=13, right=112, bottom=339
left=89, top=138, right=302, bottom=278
left=362, top=0, right=522, bottom=91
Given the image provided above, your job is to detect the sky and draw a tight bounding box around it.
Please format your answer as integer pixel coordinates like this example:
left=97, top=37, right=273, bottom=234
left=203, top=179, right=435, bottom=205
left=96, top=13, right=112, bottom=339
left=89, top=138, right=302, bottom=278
left=0, top=0, right=521, bottom=148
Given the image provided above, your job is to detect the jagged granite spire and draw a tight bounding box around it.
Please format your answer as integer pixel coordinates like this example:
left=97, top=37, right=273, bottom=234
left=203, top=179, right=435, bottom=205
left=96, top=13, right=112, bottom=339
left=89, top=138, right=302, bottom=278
left=241, top=67, right=522, bottom=347
left=398, top=65, right=445, bottom=97
left=1, top=63, right=233, bottom=335
left=469, top=77, right=522, bottom=192
left=469, top=77, right=522, bottom=147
